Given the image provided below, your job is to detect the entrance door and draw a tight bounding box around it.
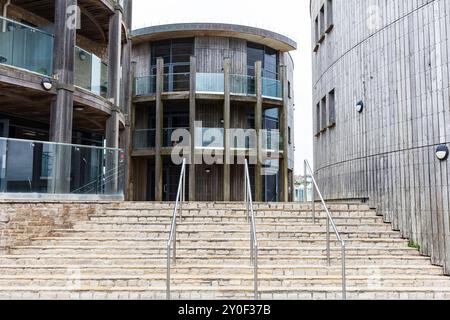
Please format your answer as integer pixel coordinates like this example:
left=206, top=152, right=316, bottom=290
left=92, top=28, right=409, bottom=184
left=163, top=163, right=189, bottom=202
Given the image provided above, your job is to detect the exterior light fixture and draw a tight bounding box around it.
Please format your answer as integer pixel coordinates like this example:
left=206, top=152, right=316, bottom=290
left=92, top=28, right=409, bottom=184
left=41, top=78, right=53, bottom=91
left=436, top=144, right=449, bottom=161
left=74, top=106, right=85, bottom=111
left=356, top=101, right=364, bottom=113
left=79, top=50, right=87, bottom=61
left=205, top=168, right=211, bottom=174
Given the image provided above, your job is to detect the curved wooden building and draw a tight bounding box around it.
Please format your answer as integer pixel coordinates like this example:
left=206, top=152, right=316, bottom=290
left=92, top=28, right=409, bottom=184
left=311, top=0, right=450, bottom=273
left=130, top=23, right=296, bottom=202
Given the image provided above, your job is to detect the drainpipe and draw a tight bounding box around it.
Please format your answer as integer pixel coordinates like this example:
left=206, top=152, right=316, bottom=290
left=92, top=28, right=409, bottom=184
left=2, top=0, right=11, bottom=32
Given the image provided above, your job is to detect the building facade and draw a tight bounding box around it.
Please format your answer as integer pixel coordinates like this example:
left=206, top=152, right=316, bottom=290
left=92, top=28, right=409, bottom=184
left=0, top=0, right=132, bottom=199
left=311, top=0, right=450, bottom=273
left=129, top=23, right=296, bottom=202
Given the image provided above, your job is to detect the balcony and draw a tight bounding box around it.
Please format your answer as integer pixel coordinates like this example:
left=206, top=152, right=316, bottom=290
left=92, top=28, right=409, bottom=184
left=133, top=128, right=190, bottom=149
left=0, top=16, right=53, bottom=76
left=0, top=137, right=124, bottom=198
left=133, top=71, right=283, bottom=100
left=75, top=47, right=108, bottom=98
left=0, top=16, right=109, bottom=99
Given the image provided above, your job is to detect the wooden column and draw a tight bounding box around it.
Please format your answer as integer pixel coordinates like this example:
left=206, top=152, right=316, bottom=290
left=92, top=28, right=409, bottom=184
left=106, top=8, right=122, bottom=149
left=49, top=0, right=76, bottom=194
left=255, top=61, right=263, bottom=202
left=189, top=56, right=197, bottom=201
left=155, top=58, right=164, bottom=201
left=279, top=65, right=289, bottom=202
left=223, top=58, right=231, bottom=202
left=50, top=0, right=76, bottom=143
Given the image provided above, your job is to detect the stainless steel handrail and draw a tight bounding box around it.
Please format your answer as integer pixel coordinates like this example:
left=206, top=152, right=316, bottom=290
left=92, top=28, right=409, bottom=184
left=304, top=159, right=347, bottom=300
left=244, top=159, right=259, bottom=300
left=166, top=158, right=187, bottom=300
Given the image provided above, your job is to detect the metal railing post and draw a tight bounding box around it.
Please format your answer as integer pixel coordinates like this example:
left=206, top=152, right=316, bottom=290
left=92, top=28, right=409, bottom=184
left=326, top=216, right=330, bottom=266
left=303, top=160, right=307, bottom=203
left=166, top=245, right=171, bottom=300
left=254, top=244, right=258, bottom=300
left=173, top=217, right=177, bottom=265
left=342, top=241, right=346, bottom=300
left=312, top=186, right=316, bottom=224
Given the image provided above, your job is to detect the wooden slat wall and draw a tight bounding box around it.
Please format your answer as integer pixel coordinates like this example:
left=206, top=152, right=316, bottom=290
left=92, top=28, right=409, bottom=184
left=132, top=42, right=151, bottom=77
left=311, top=0, right=450, bottom=274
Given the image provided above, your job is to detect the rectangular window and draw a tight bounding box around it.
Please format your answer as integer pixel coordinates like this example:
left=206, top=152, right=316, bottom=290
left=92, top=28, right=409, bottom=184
left=326, top=0, right=334, bottom=32
left=288, top=127, right=292, bottom=145
left=288, top=81, right=291, bottom=99
left=319, top=5, right=325, bottom=42
left=321, top=96, right=327, bottom=131
left=315, top=102, right=321, bottom=136
left=314, top=16, right=319, bottom=44
left=328, top=89, right=336, bottom=127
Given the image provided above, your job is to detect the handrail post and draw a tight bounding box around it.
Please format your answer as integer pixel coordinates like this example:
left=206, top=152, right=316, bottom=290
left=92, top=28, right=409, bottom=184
left=250, top=224, right=254, bottom=265
left=167, top=245, right=171, bottom=300
left=303, top=160, right=307, bottom=203
left=342, top=241, right=346, bottom=300
left=312, top=185, right=316, bottom=224
left=254, top=244, right=258, bottom=300
left=326, top=216, right=331, bottom=266
left=173, top=218, right=177, bottom=265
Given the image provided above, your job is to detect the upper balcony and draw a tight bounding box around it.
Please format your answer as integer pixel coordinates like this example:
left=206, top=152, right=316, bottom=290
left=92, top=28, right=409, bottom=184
left=0, top=16, right=109, bottom=99
left=133, top=70, right=283, bottom=101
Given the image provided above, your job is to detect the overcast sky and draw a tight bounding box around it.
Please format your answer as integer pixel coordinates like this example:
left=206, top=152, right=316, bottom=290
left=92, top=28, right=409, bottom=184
left=132, top=0, right=313, bottom=175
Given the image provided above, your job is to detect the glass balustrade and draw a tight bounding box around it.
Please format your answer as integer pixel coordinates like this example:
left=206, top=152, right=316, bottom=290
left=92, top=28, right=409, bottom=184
left=195, top=127, right=224, bottom=149
left=0, top=137, right=124, bottom=196
left=261, top=129, right=283, bottom=152
left=0, top=16, right=53, bottom=76
left=75, top=46, right=108, bottom=98
left=196, top=73, right=224, bottom=93
left=163, top=127, right=190, bottom=147
left=133, top=129, right=156, bottom=149
left=134, top=75, right=156, bottom=96
left=230, top=74, right=255, bottom=96
left=262, top=78, right=282, bottom=99
left=163, top=73, right=190, bottom=92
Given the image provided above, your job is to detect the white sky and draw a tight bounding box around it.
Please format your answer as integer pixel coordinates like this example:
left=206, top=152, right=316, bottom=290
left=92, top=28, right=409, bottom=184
left=132, top=0, right=313, bottom=175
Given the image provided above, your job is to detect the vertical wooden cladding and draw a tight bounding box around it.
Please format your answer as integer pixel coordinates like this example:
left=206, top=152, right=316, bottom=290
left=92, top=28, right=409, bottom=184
left=132, top=42, right=151, bottom=77
left=311, top=0, right=450, bottom=273
left=195, top=37, right=246, bottom=74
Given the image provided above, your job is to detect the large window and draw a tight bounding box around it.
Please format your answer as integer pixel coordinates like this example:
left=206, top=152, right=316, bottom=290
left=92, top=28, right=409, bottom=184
left=247, top=42, right=279, bottom=79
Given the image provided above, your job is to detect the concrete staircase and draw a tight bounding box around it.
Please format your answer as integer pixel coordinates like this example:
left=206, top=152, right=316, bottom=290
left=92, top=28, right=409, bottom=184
left=1, top=202, right=450, bottom=299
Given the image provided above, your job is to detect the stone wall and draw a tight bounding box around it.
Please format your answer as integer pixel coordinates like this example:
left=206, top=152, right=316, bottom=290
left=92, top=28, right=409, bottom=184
left=0, top=202, right=107, bottom=254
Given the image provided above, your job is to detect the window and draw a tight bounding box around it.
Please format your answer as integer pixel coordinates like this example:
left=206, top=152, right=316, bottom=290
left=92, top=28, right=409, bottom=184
left=326, top=0, right=334, bottom=33
left=319, top=5, right=325, bottom=42
left=151, top=38, right=194, bottom=71
left=315, top=102, right=321, bottom=136
left=328, top=89, right=336, bottom=127
left=288, top=127, right=292, bottom=145
left=321, top=96, right=327, bottom=131
left=247, top=42, right=279, bottom=79
left=288, top=81, right=292, bottom=99
left=314, top=16, right=320, bottom=52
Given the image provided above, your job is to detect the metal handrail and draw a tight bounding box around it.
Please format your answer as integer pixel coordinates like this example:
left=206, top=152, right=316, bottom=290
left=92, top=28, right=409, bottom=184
left=166, top=158, right=187, bottom=300
left=304, top=159, right=347, bottom=300
left=244, top=159, right=259, bottom=300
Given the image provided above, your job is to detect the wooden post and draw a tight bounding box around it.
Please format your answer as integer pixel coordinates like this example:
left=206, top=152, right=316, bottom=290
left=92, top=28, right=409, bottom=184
left=255, top=61, right=263, bottom=202
left=279, top=65, right=289, bottom=202
left=49, top=0, right=77, bottom=194
left=155, top=57, right=164, bottom=201
left=223, top=58, right=231, bottom=202
left=189, top=56, right=197, bottom=201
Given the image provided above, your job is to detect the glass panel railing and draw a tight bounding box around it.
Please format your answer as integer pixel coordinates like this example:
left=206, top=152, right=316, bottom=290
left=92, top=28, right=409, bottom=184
left=0, top=137, right=124, bottom=196
left=0, top=16, right=53, bottom=76
left=134, top=75, right=156, bottom=96
left=261, top=129, right=283, bottom=152
left=229, top=128, right=257, bottom=150
left=262, top=78, right=282, bottom=99
left=163, top=73, right=190, bottom=92
left=195, top=127, right=224, bottom=149
left=196, top=73, right=224, bottom=93
left=163, top=127, right=189, bottom=147
left=230, top=75, right=255, bottom=96
left=75, top=46, right=108, bottom=98
left=133, top=129, right=155, bottom=149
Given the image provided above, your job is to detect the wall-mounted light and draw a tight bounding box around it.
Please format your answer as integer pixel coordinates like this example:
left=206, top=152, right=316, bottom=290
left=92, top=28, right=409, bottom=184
left=79, top=50, right=87, bottom=61
left=436, top=144, right=449, bottom=161
left=74, top=106, right=85, bottom=112
left=205, top=168, right=211, bottom=174
left=356, top=101, right=364, bottom=113
left=41, top=78, right=53, bottom=91
left=220, top=119, right=225, bottom=125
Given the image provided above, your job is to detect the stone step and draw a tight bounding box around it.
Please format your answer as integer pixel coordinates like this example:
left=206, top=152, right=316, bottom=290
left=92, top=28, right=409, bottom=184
left=0, top=286, right=448, bottom=300
left=11, top=245, right=419, bottom=256
left=0, top=274, right=448, bottom=288
left=49, top=229, right=402, bottom=239
left=0, top=255, right=432, bottom=266
left=0, top=264, right=443, bottom=276
left=73, top=222, right=393, bottom=233
left=30, top=237, right=411, bottom=247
